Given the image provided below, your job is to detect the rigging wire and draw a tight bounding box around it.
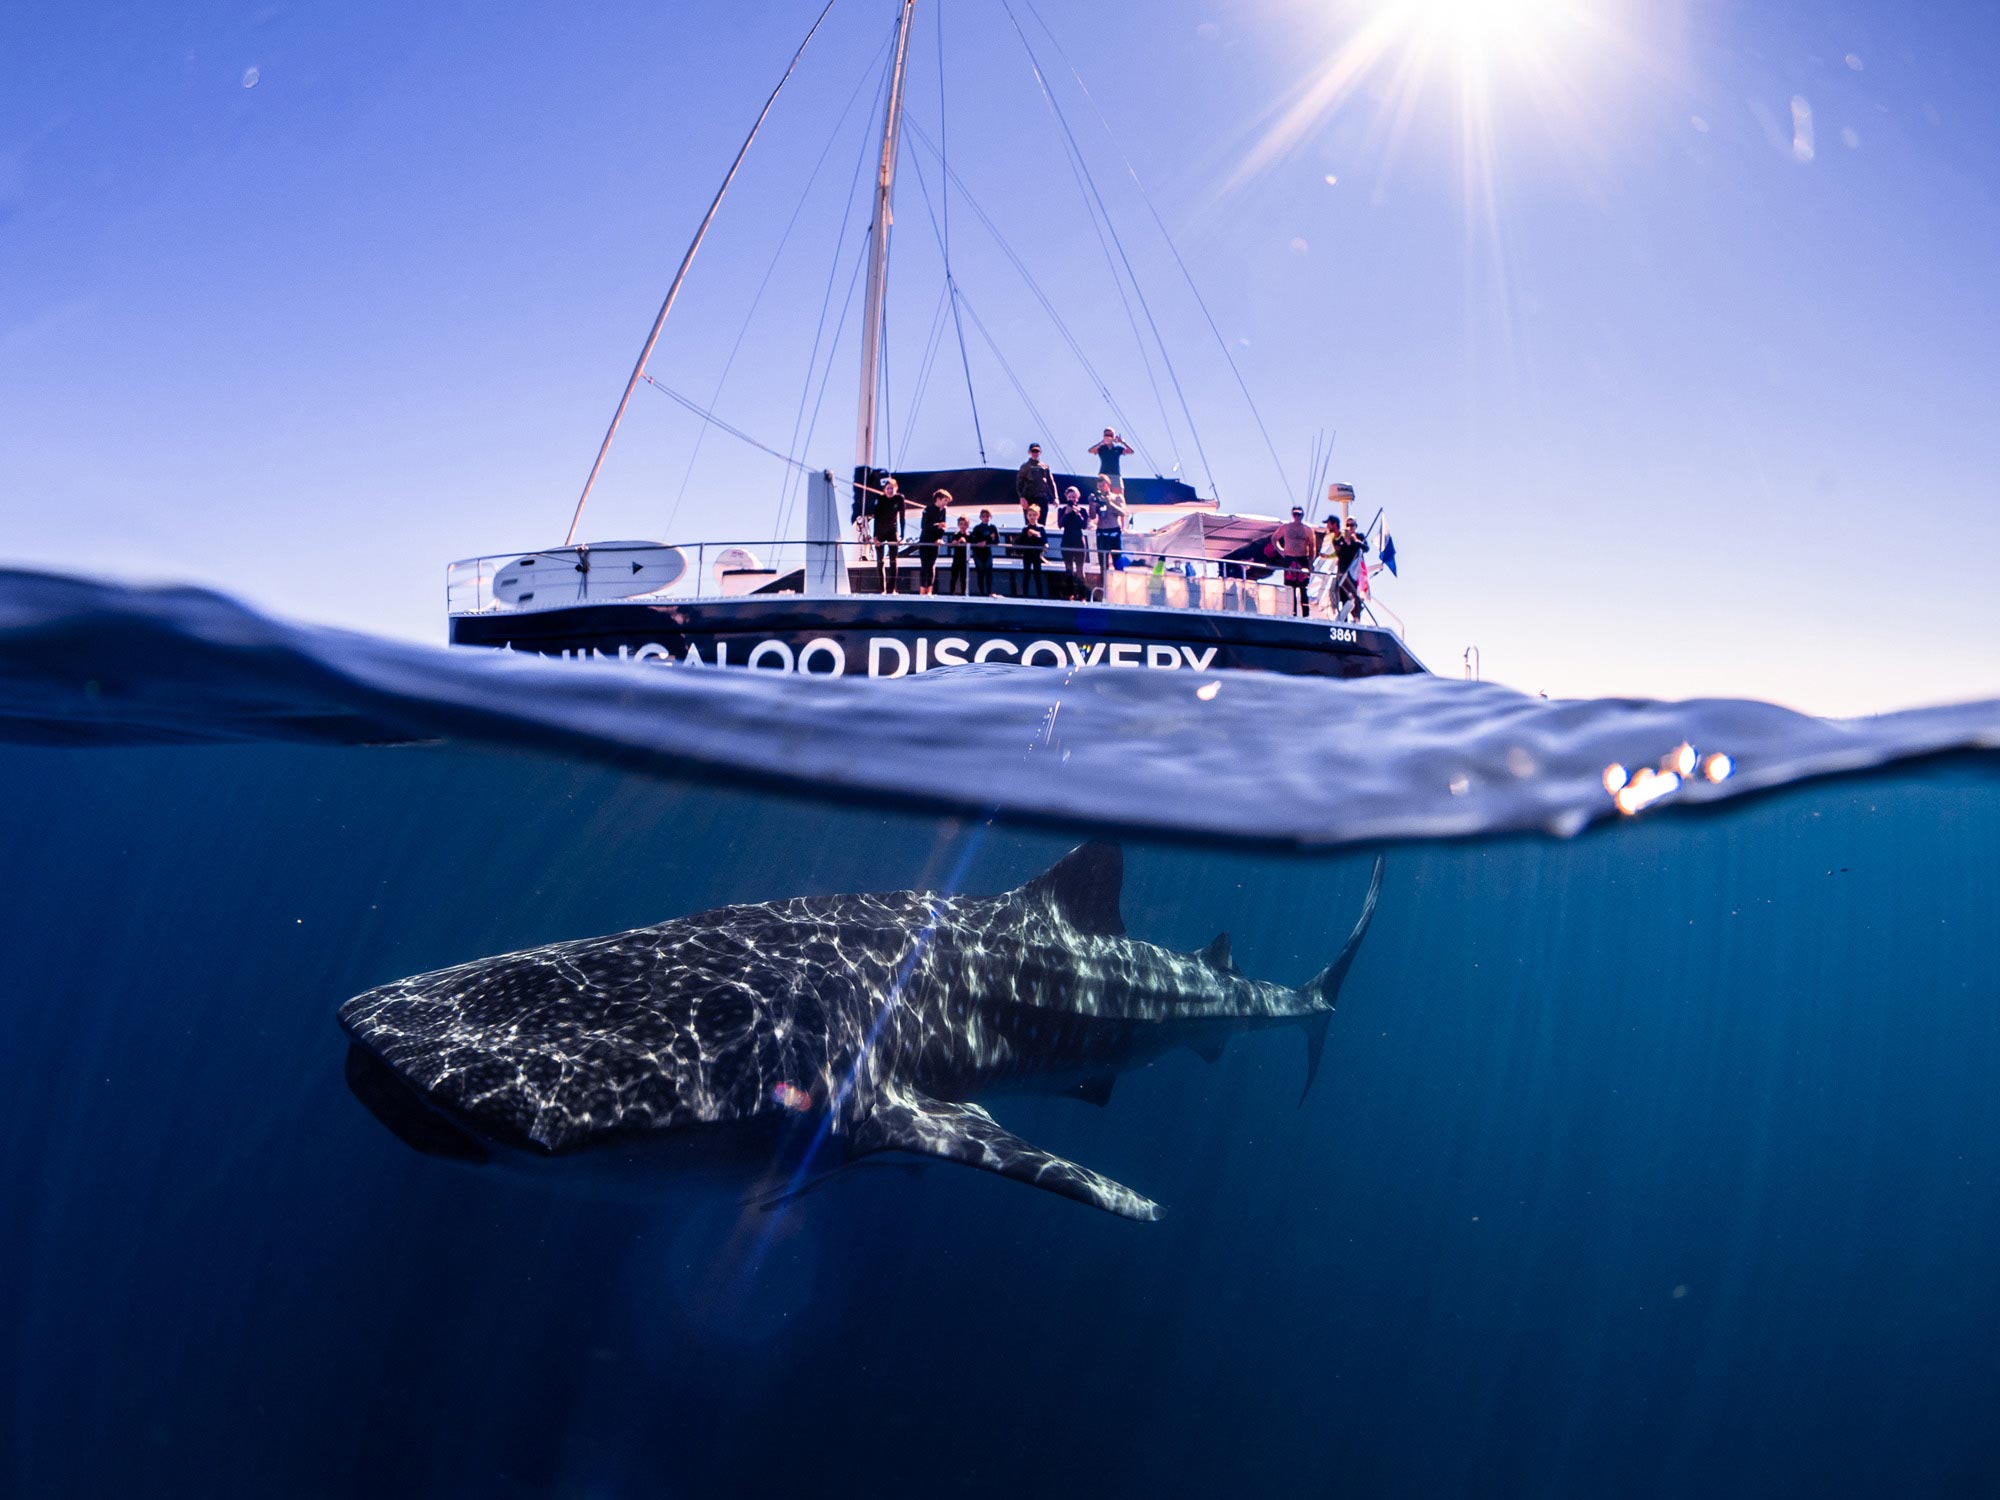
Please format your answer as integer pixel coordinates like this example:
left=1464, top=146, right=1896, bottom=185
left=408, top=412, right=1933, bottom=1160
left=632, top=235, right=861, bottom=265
left=935, top=0, right=986, bottom=462
left=662, top=21, right=896, bottom=539
left=563, top=0, right=840, bottom=546
left=771, top=23, right=899, bottom=538
left=1019, top=0, right=1296, bottom=501
left=995, top=0, right=1218, bottom=499
left=902, top=123, right=1155, bottom=473
left=642, top=375, right=837, bottom=479
left=902, top=121, right=1137, bottom=474
left=955, top=293, right=1070, bottom=469
left=639, top=372, right=898, bottom=512
left=897, top=279, right=955, bottom=469
left=775, top=231, right=871, bottom=542
left=989, top=13, right=1184, bottom=480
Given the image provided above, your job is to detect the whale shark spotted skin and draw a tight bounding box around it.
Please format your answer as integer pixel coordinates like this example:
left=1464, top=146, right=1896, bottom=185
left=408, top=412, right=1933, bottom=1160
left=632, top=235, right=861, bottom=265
left=337, top=844, right=1382, bottom=1220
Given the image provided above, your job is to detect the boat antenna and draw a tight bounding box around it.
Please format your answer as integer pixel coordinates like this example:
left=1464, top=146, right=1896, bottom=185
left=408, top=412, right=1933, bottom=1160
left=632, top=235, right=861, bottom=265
left=563, top=0, right=839, bottom=547
left=854, top=0, right=919, bottom=480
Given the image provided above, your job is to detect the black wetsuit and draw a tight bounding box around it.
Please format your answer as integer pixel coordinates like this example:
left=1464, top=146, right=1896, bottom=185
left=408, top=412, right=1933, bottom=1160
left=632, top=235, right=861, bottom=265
left=872, top=490, right=908, bottom=592
left=1332, top=531, right=1369, bottom=617
left=1059, top=504, right=1089, bottom=582
left=917, top=501, right=948, bottom=591
left=945, top=528, right=970, bottom=595
left=969, top=521, right=1000, bottom=594
left=1016, top=522, right=1047, bottom=598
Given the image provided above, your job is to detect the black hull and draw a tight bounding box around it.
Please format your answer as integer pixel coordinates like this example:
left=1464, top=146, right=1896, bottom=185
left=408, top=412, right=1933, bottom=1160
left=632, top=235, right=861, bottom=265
left=449, top=598, right=1427, bottom=678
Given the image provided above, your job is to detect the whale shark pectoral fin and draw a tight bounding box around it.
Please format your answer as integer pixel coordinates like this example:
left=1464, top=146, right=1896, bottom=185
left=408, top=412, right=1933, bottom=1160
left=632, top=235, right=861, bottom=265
left=854, top=1087, right=1160, bottom=1222
left=1020, top=842, right=1125, bottom=936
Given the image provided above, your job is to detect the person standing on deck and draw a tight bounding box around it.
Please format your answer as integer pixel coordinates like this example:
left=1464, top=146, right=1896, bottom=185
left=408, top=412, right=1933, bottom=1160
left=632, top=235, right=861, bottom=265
left=1330, top=514, right=1371, bottom=621
left=917, top=489, right=949, bottom=595
left=1016, top=443, right=1057, bottom=527
left=1273, top=506, right=1318, bottom=616
left=871, top=477, right=907, bottom=593
left=1016, top=507, right=1048, bottom=598
left=1092, top=479, right=1127, bottom=570
left=1058, top=487, right=1089, bottom=593
left=969, top=509, right=1001, bottom=595
left=1088, top=428, right=1133, bottom=497
left=945, top=511, right=971, bottom=596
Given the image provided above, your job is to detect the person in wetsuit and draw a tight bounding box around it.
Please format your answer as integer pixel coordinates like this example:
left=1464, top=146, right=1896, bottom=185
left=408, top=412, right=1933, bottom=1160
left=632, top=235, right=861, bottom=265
left=1330, top=514, right=1370, bottom=621
left=969, top=509, right=1001, bottom=595
left=1016, top=506, right=1048, bottom=598
left=872, top=477, right=907, bottom=593
left=945, top=512, right=971, bottom=596
left=1058, top=486, right=1089, bottom=592
left=917, top=489, right=949, bottom=595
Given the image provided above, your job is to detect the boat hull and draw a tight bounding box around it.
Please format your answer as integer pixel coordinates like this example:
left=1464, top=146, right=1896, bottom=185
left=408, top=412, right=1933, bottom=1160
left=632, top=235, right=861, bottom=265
left=449, top=597, right=1427, bottom=678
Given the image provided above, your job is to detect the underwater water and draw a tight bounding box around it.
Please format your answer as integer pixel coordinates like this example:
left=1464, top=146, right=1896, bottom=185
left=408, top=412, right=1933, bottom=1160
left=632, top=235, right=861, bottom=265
left=4, top=572, right=1998, bottom=1498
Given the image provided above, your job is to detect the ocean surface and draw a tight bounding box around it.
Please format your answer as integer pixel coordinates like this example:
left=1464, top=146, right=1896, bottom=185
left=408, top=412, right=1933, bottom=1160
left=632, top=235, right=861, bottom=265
left=4, top=569, right=1997, bottom=1498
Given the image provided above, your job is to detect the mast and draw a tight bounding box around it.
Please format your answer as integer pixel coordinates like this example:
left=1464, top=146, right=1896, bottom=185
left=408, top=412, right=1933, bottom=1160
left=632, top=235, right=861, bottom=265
left=854, top=0, right=919, bottom=479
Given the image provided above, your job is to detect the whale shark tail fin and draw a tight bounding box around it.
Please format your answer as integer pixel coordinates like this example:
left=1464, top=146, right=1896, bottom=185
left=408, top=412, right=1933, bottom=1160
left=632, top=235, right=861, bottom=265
left=1297, top=853, right=1386, bottom=1105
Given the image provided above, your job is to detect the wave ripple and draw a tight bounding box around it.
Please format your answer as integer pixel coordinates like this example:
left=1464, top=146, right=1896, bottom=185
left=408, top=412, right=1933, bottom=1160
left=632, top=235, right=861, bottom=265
left=3, top=569, right=1994, bottom=847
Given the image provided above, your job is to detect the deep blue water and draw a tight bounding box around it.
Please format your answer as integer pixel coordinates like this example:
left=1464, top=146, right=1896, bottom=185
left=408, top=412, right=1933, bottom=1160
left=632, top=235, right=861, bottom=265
left=3, top=572, right=1998, bottom=1497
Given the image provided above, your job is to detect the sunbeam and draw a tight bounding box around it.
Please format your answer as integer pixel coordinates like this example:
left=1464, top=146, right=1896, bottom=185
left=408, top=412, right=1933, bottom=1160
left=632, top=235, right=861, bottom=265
left=1222, top=0, right=1628, bottom=198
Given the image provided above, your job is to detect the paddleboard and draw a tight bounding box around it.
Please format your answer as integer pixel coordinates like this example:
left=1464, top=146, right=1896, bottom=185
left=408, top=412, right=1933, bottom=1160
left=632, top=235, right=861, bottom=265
left=492, top=542, right=687, bottom=606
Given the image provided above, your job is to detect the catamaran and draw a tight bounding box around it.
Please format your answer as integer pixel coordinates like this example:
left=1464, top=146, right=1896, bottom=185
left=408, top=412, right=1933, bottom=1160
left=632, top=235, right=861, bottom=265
left=444, top=0, right=1427, bottom=680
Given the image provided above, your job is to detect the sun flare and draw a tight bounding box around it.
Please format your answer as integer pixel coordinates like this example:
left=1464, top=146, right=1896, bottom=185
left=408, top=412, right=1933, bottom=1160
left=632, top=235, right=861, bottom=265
left=1383, top=0, right=1579, bottom=59
left=1223, top=0, right=1617, bottom=195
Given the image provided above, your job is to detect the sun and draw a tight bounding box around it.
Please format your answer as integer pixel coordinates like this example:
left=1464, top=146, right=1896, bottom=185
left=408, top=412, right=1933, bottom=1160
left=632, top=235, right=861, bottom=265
left=1222, top=0, right=1615, bottom=195
left=1385, top=0, right=1579, bottom=59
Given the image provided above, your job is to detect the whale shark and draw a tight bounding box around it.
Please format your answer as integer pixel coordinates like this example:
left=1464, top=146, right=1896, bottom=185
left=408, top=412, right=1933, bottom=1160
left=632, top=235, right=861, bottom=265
left=338, top=843, right=1382, bottom=1221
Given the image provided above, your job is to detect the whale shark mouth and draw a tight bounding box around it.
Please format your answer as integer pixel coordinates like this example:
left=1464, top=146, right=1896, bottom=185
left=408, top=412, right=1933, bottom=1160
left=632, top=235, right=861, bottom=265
left=343, top=1044, right=491, bottom=1165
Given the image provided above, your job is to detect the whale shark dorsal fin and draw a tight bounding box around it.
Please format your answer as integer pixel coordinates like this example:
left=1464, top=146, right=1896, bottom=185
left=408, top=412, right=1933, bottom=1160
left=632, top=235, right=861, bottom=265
left=1020, top=842, right=1125, bottom=936
left=854, top=1085, right=1160, bottom=1221
left=1197, top=931, right=1234, bottom=971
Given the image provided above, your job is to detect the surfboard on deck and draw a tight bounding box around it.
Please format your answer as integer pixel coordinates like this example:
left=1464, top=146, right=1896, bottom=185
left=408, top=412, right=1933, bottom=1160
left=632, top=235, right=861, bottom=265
left=491, top=543, right=687, bottom=607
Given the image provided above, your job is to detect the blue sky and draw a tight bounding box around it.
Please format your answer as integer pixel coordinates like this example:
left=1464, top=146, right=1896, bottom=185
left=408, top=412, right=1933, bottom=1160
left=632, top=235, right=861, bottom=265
left=3, top=0, right=1996, bottom=713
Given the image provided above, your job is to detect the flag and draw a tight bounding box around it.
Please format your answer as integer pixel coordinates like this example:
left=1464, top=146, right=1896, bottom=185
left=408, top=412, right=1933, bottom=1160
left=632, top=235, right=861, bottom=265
left=1379, top=525, right=1398, bottom=577
left=1349, top=553, right=1370, bottom=599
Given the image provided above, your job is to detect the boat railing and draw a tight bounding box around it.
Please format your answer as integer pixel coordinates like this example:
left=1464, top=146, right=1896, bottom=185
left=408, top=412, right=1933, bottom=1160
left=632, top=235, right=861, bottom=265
left=446, top=538, right=1397, bottom=634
